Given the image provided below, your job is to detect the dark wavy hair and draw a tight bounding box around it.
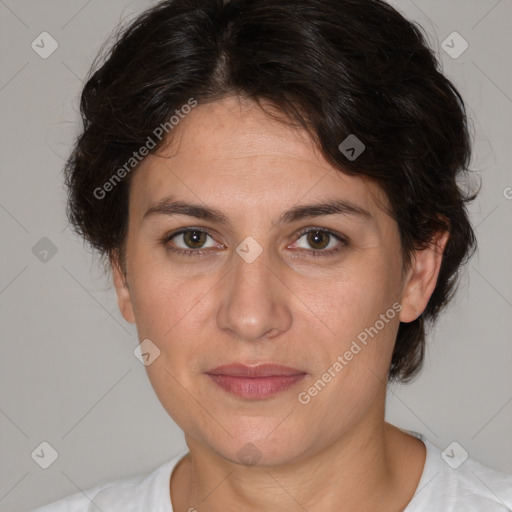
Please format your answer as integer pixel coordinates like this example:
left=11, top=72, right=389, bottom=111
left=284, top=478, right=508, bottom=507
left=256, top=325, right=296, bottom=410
left=65, top=0, right=477, bottom=382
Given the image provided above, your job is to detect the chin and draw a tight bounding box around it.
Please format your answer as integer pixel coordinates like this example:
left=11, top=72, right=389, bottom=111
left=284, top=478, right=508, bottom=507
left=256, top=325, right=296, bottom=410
left=194, top=416, right=322, bottom=468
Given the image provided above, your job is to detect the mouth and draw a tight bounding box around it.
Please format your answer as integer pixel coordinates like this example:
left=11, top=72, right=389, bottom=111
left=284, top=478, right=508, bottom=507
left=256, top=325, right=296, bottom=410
left=205, top=363, right=307, bottom=399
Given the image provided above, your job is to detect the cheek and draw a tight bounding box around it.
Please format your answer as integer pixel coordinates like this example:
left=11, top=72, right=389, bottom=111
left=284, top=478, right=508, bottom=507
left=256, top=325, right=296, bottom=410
left=309, top=255, right=400, bottom=340
left=127, top=261, right=218, bottom=392
left=128, top=269, right=209, bottom=418
left=302, top=253, right=402, bottom=396
left=127, top=252, right=208, bottom=337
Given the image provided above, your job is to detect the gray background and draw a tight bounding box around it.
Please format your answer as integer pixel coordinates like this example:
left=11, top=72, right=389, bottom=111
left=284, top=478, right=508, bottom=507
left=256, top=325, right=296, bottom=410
left=1, top=1, right=511, bottom=510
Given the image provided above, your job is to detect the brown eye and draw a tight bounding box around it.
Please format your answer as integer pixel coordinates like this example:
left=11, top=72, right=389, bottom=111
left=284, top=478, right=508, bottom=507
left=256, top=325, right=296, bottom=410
left=291, top=228, right=348, bottom=257
left=306, top=230, right=331, bottom=250
left=183, top=230, right=208, bottom=249
left=164, top=229, right=219, bottom=253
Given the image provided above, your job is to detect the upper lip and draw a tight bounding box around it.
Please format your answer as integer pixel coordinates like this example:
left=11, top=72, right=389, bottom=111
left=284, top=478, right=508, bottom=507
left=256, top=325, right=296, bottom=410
left=206, top=363, right=305, bottom=377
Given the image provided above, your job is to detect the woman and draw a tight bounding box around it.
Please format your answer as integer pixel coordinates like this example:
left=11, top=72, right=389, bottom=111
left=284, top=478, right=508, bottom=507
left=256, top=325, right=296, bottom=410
left=33, top=0, right=512, bottom=510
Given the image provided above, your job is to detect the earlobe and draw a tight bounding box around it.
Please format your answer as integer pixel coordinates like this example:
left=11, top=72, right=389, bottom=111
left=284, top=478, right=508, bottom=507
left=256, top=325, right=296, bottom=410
left=399, top=230, right=449, bottom=323
left=111, top=257, right=136, bottom=324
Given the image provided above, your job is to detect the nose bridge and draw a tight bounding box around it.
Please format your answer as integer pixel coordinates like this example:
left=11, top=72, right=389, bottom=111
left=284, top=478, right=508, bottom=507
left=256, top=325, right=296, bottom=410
left=216, top=241, right=292, bottom=341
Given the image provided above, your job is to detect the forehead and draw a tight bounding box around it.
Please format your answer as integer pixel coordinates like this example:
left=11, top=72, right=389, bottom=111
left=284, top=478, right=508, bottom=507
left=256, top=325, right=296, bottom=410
left=131, top=96, right=388, bottom=218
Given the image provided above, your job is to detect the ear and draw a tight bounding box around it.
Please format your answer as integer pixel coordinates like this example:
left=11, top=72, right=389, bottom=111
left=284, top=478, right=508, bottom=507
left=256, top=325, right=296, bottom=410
left=399, top=229, right=449, bottom=323
left=111, top=256, right=136, bottom=324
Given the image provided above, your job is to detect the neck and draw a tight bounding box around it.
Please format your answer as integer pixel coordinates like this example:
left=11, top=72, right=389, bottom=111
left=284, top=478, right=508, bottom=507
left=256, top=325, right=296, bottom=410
left=171, top=397, right=425, bottom=512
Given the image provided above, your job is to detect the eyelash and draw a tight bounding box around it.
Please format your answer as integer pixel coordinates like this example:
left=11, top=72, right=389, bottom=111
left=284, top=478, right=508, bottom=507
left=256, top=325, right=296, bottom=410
left=160, top=227, right=349, bottom=259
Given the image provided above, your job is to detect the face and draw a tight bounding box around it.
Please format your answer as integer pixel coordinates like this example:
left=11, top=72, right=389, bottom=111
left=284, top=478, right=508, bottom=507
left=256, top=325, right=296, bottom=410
left=113, top=95, right=441, bottom=466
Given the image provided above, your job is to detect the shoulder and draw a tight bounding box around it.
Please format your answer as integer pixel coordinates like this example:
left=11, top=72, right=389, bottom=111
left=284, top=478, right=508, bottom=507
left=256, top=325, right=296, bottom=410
left=406, top=433, right=512, bottom=512
left=30, top=451, right=188, bottom=512
left=450, top=453, right=512, bottom=511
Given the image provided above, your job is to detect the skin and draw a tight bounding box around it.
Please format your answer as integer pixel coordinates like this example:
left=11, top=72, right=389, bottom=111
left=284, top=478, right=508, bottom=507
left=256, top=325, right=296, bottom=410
left=113, top=95, right=448, bottom=511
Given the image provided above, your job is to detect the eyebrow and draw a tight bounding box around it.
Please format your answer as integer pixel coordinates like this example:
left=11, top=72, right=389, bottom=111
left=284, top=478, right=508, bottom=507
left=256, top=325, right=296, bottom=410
left=143, top=196, right=373, bottom=226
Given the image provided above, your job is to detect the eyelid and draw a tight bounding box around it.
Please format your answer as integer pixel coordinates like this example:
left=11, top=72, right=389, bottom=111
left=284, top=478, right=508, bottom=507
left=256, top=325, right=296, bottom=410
left=162, top=226, right=349, bottom=256
left=162, top=227, right=222, bottom=251
left=288, top=226, right=349, bottom=254
left=293, top=226, right=349, bottom=244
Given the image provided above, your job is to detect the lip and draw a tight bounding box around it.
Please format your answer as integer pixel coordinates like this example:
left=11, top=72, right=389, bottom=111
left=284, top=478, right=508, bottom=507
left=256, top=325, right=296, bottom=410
left=205, top=364, right=307, bottom=399
left=206, top=363, right=304, bottom=377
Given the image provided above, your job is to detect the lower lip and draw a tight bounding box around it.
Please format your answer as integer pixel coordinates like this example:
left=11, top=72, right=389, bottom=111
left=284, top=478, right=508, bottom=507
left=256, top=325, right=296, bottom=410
left=207, top=374, right=307, bottom=399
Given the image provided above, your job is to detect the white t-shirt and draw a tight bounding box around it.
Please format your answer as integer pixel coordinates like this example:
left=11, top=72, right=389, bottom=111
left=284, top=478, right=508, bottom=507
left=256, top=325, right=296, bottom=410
left=31, top=433, right=512, bottom=511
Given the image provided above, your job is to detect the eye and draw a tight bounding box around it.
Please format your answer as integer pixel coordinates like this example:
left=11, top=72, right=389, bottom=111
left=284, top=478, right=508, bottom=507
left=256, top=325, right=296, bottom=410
left=290, top=228, right=348, bottom=257
left=162, top=228, right=222, bottom=255
left=162, top=227, right=347, bottom=258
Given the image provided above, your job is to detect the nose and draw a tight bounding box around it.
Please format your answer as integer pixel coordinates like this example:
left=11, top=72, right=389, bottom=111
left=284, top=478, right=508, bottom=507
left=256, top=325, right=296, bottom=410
left=216, top=246, right=293, bottom=342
